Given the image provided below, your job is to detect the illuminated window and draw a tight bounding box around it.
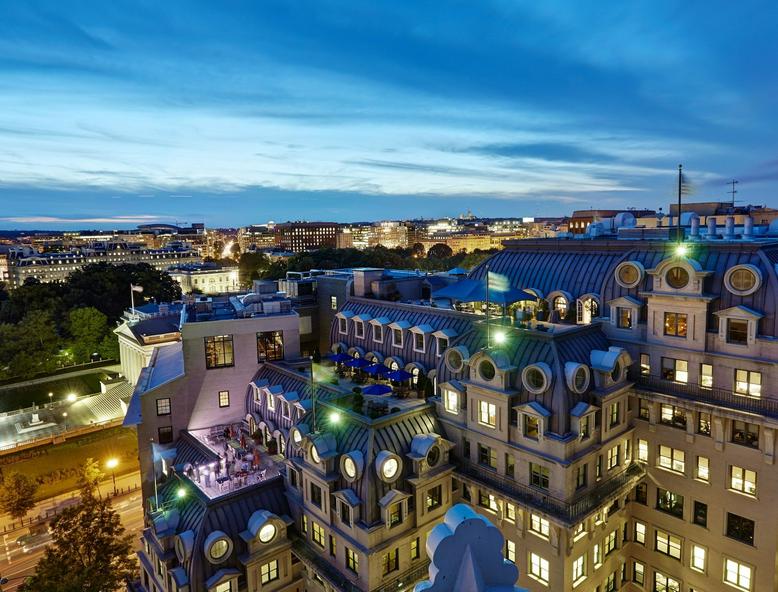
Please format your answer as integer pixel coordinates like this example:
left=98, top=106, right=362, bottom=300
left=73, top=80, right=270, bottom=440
left=156, top=398, right=171, bottom=416
left=257, top=330, right=284, bottom=362
left=655, top=530, right=681, bottom=559
left=730, top=466, right=757, bottom=496
left=727, top=319, right=749, bottom=345
left=381, top=548, right=399, bottom=575
left=572, top=554, right=586, bottom=585
left=529, top=514, right=550, bottom=539
left=528, top=552, right=549, bottom=585
left=656, top=488, right=684, bottom=518
left=346, top=548, right=359, bottom=574
left=604, top=531, right=616, bottom=555
left=696, top=456, right=709, bottom=481
left=691, top=544, right=706, bottom=572
left=732, top=420, right=759, bottom=448
left=530, top=463, right=549, bottom=490
left=724, top=558, right=752, bottom=591
left=661, top=357, right=688, bottom=383
left=311, top=522, right=325, bottom=547
left=524, top=414, right=539, bottom=438
left=607, top=445, right=620, bottom=470
left=654, top=571, right=680, bottom=592
left=204, top=335, right=234, bottom=369
left=660, top=404, right=686, bottom=429
left=478, top=401, right=497, bottom=427
left=478, top=444, right=497, bottom=469
left=443, top=390, right=459, bottom=414
left=505, top=503, right=516, bottom=523
left=410, top=537, right=420, bottom=560
left=260, top=560, right=279, bottom=584
left=634, top=521, right=646, bottom=545
left=658, top=445, right=685, bottom=473
left=700, top=363, right=713, bottom=388
left=637, top=439, right=648, bottom=462
left=218, top=390, right=230, bottom=408
left=505, top=539, right=516, bottom=562
left=663, top=312, right=688, bottom=337
left=632, top=561, right=644, bottom=585
left=640, top=353, right=650, bottom=375
left=734, top=369, right=761, bottom=397
left=617, top=307, right=632, bottom=328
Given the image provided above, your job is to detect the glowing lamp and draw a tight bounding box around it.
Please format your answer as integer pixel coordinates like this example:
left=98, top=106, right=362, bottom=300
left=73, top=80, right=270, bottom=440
left=493, top=332, right=507, bottom=345
left=675, top=243, right=688, bottom=257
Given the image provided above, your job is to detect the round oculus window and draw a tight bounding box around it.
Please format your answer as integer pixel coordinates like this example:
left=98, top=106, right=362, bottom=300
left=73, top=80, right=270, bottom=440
left=343, top=456, right=357, bottom=479
left=310, top=445, right=321, bottom=464
left=479, top=360, right=496, bottom=381
left=573, top=366, right=588, bottom=392
left=525, top=367, right=546, bottom=391
left=382, top=458, right=399, bottom=480
left=446, top=349, right=464, bottom=372
left=725, top=265, right=761, bottom=296
left=616, top=263, right=641, bottom=287
left=666, top=267, right=689, bottom=289
left=292, top=428, right=303, bottom=444
left=427, top=446, right=441, bottom=468
left=258, top=523, right=276, bottom=544
left=611, top=362, right=622, bottom=382
left=209, top=539, right=229, bottom=561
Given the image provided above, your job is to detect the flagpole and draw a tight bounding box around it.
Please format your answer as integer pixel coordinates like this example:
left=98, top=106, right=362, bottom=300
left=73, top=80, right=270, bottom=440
left=130, top=284, right=136, bottom=319
left=310, top=356, right=317, bottom=433
left=677, top=164, right=683, bottom=243
left=485, top=264, right=491, bottom=348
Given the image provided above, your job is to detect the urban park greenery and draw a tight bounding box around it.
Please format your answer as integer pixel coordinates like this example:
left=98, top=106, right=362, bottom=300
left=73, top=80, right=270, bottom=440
left=0, top=262, right=181, bottom=380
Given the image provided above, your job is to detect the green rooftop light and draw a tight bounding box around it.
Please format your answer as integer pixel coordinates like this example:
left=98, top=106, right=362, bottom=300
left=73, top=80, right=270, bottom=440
left=177, top=487, right=187, bottom=499
left=675, top=243, right=688, bottom=257
left=329, top=411, right=342, bottom=424
left=493, top=331, right=507, bottom=345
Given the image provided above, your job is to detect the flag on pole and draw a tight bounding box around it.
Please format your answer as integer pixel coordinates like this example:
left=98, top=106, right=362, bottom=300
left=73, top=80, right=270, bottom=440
left=680, top=170, right=694, bottom=195
left=487, top=271, right=510, bottom=292
left=131, top=284, right=144, bottom=293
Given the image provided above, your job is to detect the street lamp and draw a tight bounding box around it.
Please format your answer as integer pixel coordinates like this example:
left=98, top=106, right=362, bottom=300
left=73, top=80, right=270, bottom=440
left=62, top=412, right=67, bottom=431
left=48, top=392, right=53, bottom=407
left=106, top=458, right=119, bottom=496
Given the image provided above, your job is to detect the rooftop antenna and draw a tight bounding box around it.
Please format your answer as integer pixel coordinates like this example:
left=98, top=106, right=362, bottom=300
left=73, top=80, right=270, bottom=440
left=728, top=179, right=739, bottom=206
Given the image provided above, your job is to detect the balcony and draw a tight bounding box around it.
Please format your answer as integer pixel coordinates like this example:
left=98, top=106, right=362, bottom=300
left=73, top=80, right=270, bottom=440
left=292, top=538, right=362, bottom=592
left=457, top=459, right=644, bottom=526
left=631, top=372, right=778, bottom=419
left=373, top=560, right=431, bottom=592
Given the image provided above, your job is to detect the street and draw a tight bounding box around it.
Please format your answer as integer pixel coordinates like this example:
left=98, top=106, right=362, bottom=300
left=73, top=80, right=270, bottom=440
left=0, top=471, right=145, bottom=590
left=0, top=493, right=145, bottom=590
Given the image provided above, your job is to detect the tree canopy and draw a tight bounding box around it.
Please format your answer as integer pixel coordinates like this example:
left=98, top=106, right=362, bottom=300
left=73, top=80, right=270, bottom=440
left=21, top=460, right=135, bottom=592
left=0, top=262, right=181, bottom=379
left=0, top=472, right=38, bottom=519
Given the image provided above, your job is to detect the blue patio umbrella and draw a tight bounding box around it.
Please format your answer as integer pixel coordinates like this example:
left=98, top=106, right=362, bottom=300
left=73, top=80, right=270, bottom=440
left=327, top=352, right=352, bottom=363
left=387, top=369, right=413, bottom=381
left=364, top=363, right=391, bottom=376
left=362, top=384, right=393, bottom=396
left=345, top=357, right=371, bottom=369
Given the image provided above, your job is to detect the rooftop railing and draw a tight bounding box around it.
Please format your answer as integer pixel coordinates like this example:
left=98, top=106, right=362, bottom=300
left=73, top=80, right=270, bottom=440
left=457, top=459, right=644, bottom=525
left=630, top=371, right=778, bottom=419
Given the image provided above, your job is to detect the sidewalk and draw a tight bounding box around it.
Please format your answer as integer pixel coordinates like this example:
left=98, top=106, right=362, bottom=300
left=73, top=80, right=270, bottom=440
left=0, top=470, right=142, bottom=534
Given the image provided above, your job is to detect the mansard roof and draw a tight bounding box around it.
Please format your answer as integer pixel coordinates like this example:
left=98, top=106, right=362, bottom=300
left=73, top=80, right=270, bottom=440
left=437, top=323, right=611, bottom=435
left=287, top=403, right=444, bottom=526
left=152, top=474, right=289, bottom=592
left=471, top=239, right=778, bottom=337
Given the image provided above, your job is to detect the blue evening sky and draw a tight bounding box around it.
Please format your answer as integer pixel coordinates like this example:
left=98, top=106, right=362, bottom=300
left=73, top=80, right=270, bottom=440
left=0, top=1, right=777, bottom=229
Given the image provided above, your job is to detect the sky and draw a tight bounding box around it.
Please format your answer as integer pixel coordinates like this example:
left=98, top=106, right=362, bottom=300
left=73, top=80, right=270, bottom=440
left=0, top=1, right=777, bottom=229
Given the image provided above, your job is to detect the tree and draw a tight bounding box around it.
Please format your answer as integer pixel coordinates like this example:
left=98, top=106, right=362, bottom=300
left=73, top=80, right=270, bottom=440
left=21, top=461, right=135, bottom=592
left=427, top=243, right=453, bottom=259
left=67, top=307, right=110, bottom=363
left=230, top=242, right=241, bottom=259
left=238, top=252, right=271, bottom=286
left=0, top=473, right=38, bottom=519
left=411, top=243, right=426, bottom=258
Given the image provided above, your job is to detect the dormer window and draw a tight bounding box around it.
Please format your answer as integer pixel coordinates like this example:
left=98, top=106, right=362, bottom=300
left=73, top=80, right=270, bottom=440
left=355, top=321, right=364, bottom=338
left=553, top=296, right=568, bottom=315
left=727, top=319, right=748, bottom=345
left=478, top=400, right=497, bottom=428
left=338, top=318, right=347, bottom=334
left=580, top=415, right=591, bottom=439
left=524, top=415, right=539, bottom=439
left=724, top=265, right=762, bottom=296
left=436, top=336, right=448, bottom=356
left=413, top=332, right=425, bottom=353
left=443, top=389, right=459, bottom=414
left=266, top=392, right=276, bottom=411
left=392, top=328, right=403, bottom=348
left=617, top=307, right=632, bottom=328
left=373, top=325, right=383, bottom=343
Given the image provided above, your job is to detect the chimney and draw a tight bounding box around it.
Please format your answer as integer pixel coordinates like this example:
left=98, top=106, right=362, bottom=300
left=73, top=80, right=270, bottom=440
left=690, top=215, right=700, bottom=238
left=744, top=215, right=754, bottom=238
left=707, top=217, right=717, bottom=238
left=725, top=216, right=735, bottom=239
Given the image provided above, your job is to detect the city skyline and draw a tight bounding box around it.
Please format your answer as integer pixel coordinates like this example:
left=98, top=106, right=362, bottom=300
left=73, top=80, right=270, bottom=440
left=1, top=2, right=777, bottom=229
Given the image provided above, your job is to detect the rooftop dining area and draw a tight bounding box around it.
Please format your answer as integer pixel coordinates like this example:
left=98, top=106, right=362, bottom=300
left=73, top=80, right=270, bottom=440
left=180, top=424, right=282, bottom=499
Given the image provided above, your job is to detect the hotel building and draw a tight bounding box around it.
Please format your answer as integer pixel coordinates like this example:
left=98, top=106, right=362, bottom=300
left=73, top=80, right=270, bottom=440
left=126, top=217, right=778, bottom=592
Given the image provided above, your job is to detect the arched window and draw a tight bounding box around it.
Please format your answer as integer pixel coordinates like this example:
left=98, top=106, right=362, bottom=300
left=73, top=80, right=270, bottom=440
left=576, top=296, right=600, bottom=324
left=553, top=296, right=568, bottom=315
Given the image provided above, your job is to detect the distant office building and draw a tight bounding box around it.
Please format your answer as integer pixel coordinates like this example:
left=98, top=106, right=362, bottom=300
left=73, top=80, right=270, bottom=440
left=336, top=222, right=408, bottom=250
left=0, top=241, right=201, bottom=288
left=238, top=224, right=277, bottom=252
left=274, top=222, right=339, bottom=253
left=569, top=209, right=656, bottom=235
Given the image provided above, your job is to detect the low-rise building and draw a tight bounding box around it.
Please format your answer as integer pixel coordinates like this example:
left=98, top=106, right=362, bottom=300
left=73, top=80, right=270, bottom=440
left=168, top=263, right=240, bottom=295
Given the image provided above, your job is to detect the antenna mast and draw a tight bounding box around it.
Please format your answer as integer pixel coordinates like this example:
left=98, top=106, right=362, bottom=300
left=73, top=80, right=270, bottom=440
left=728, top=179, right=739, bottom=205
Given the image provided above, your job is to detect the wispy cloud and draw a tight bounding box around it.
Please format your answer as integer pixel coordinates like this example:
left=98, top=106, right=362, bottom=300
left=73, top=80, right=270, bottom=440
left=0, top=215, right=173, bottom=224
